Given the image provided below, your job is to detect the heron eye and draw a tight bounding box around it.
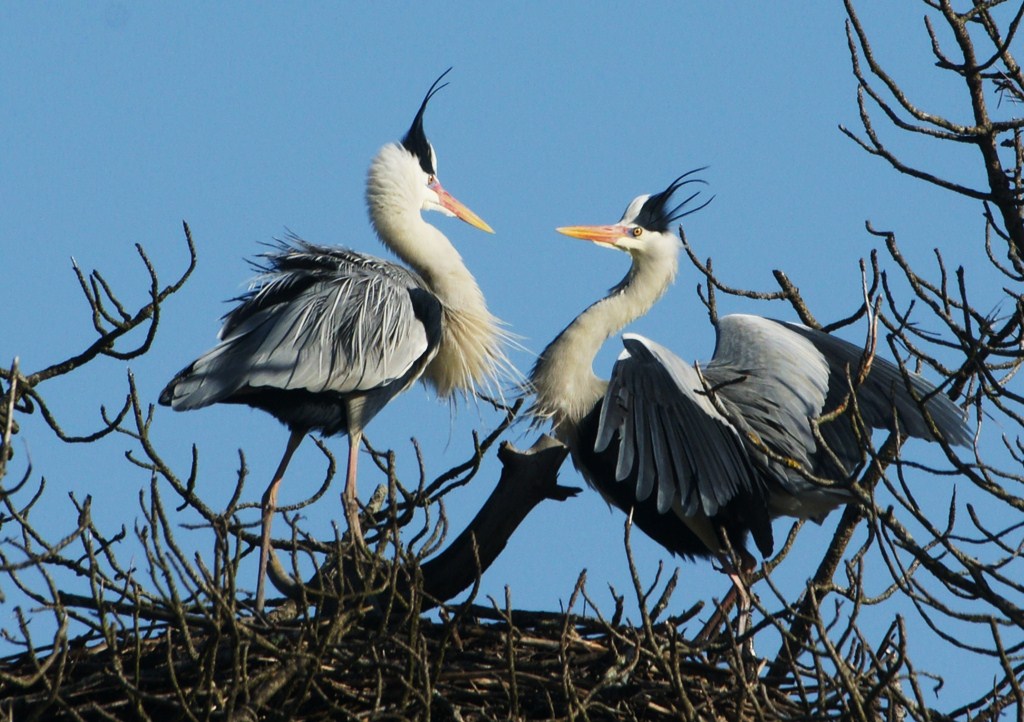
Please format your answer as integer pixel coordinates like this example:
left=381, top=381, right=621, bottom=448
left=427, top=174, right=437, bottom=186
left=632, top=227, right=643, bottom=238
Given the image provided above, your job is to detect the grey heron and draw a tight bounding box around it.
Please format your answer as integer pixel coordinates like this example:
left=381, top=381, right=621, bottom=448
left=528, top=172, right=971, bottom=630
left=160, top=69, right=512, bottom=610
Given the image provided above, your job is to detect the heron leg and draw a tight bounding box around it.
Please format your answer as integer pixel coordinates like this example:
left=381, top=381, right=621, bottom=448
left=343, top=430, right=364, bottom=544
left=695, top=548, right=757, bottom=644
left=256, top=428, right=304, bottom=612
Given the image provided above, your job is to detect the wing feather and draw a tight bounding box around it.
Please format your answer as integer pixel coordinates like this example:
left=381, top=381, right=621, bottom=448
left=164, top=240, right=441, bottom=410
left=704, top=314, right=969, bottom=518
left=595, top=333, right=764, bottom=521
left=776, top=319, right=971, bottom=448
left=633, top=395, right=655, bottom=502
left=708, top=314, right=969, bottom=474
left=654, top=405, right=680, bottom=513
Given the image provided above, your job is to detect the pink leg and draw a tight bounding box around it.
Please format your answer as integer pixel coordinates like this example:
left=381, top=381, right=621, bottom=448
left=256, top=429, right=304, bottom=612
left=695, top=548, right=757, bottom=643
left=734, top=548, right=757, bottom=639
left=343, top=430, right=364, bottom=543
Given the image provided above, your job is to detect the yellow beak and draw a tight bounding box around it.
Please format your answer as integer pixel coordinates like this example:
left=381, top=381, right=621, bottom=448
left=556, top=224, right=628, bottom=245
left=433, top=180, right=495, bottom=234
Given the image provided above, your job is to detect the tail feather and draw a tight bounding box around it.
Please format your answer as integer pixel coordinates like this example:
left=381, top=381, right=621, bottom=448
left=158, top=350, right=244, bottom=411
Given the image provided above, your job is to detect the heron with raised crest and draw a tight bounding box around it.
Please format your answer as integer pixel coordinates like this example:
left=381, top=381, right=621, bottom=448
left=160, top=69, right=513, bottom=610
left=529, top=171, right=970, bottom=632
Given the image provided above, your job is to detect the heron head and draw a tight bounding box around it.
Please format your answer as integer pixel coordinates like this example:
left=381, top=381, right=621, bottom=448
left=556, top=170, right=712, bottom=256
left=395, top=68, right=494, bottom=234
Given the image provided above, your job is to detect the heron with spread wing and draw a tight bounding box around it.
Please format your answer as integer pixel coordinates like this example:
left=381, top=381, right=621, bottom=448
left=160, top=70, right=513, bottom=610
left=529, top=172, right=970, bottom=631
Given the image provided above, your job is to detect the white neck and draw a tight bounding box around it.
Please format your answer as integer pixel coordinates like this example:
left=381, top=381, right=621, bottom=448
left=366, top=144, right=511, bottom=398
left=530, top=247, right=678, bottom=438
left=366, top=144, right=466, bottom=280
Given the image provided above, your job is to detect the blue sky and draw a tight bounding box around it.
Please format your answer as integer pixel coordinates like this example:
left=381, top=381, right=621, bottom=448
left=2, top=2, right=1014, bottom=705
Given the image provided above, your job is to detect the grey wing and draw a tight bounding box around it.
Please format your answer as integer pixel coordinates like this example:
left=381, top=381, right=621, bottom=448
left=595, top=333, right=765, bottom=519
left=706, top=314, right=969, bottom=486
left=164, top=252, right=441, bottom=409
left=703, top=315, right=833, bottom=471
left=777, top=318, right=971, bottom=448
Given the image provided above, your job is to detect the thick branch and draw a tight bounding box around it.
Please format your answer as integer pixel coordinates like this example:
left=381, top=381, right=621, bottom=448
left=417, top=435, right=575, bottom=605
left=267, top=435, right=577, bottom=612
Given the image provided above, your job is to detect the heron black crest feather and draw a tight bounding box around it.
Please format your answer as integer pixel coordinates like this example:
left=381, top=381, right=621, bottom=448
left=633, top=167, right=712, bottom=232
left=402, top=67, right=453, bottom=175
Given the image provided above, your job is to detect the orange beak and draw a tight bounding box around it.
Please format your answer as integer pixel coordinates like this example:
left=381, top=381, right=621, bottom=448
left=432, top=180, right=495, bottom=234
left=556, top=225, right=628, bottom=246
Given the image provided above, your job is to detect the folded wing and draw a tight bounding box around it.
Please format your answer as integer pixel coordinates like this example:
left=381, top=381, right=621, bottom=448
left=161, top=240, right=442, bottom=410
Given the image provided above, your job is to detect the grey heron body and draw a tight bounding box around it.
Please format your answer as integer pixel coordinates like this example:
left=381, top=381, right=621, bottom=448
left=529, top=173, right=970, bottom=623
left=160, top=71, right=510, bottom=609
